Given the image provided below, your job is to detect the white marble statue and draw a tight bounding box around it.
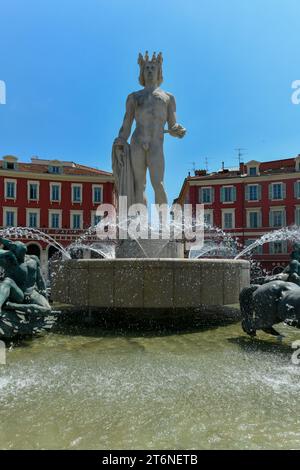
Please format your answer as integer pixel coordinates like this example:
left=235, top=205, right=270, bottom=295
left=112, top=51, right=186, bottom=207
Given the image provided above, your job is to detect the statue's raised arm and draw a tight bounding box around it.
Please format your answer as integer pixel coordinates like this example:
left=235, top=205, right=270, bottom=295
left=0, top=237, right=15, bottom=250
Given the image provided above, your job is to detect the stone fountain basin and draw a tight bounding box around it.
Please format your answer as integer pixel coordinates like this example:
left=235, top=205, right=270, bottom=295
left=51, top=258, right=250, bottom=311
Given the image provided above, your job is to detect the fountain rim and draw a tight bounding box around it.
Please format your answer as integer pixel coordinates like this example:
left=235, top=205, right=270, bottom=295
left=54, top=257, right=249, bottom=266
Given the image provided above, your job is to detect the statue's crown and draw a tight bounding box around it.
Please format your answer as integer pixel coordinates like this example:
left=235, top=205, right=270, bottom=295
left=138, top=51, right=163, bottom=67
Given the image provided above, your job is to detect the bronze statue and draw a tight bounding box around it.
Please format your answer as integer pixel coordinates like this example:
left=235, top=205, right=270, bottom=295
left=240, top=280, right=300, bottom=337
left=0, top=237, right=56, bottom=339
left=240, top=242, right=300, bottom=336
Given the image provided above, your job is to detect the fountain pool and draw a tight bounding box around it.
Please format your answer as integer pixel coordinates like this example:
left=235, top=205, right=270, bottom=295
left=0, top=316, right=299, bottom=450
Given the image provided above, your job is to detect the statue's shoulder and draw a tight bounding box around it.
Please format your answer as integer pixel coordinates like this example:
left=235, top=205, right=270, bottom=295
left=128, top=89, right=144, bottom=101
left=124, top=91, right=141, bottom=108
left=0, top=249, right=17, bottom=265
left=165, top=91, right=175, bottom=104
left=27, top=254, right=40, bottom=266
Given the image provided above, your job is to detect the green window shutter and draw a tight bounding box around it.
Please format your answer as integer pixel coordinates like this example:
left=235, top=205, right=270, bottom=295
left=268, top=184, right=273, bottom=200
left=269, top=243, right=274, bottom=254
left=283, top=210, right=286, bottom=227
left=257, top=185, right=262, bottom=200
left=258, top=211, right=262, bottom=227
left=282, top=183, right=286, bottom=199
left=211, top=187, right=214, bottom=203
left=220, top=187, right=224, bottom=202
left=198, top=188, right=202, bottom=203
left=232, top=187, right=237, bottom=201
left=269, top=211, right=273, bottom=227
left=245, top=185, right=249, bottom=201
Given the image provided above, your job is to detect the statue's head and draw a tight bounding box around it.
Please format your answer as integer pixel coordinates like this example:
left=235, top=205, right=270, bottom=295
left=138, top=51, right=163, bottom=87
left=12, top=241, right=27, bottom=262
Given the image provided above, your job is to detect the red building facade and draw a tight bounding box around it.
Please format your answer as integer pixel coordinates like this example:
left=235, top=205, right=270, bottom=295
left=0, top=155, right=114, bottom=278
left=175, top=155, right=300, bottom=275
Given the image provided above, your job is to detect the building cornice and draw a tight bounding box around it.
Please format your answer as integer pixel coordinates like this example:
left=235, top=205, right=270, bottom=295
left=0, top=170, right=114, bottom=183
left=188, top=171, right=300, bottom=186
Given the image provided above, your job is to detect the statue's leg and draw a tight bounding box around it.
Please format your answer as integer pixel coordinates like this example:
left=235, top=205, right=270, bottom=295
left=5, top=289, right=51, bottom=315
left=130, top=141, right=147, bottom=206
left=28, top=290, right=51, bottom=313
left=0, top=277, right=24, bottom=313
left=148, top=145, right=167, bottom=205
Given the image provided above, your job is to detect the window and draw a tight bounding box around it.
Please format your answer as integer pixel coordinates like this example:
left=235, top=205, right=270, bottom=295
left=72, top=185, right=82, bottom=203
left=273, top=183, right=282, bottom=199
left=294, top=181, right=300, bottom=199
left=270, top=209, right=285, bottom=227
left=5, top=211, right=15, bottom=226
left=246, top=162, right=260, bottom=176
left=204, top=211, right=213, bottom=226
left=221, top=186, right=236, bottom=203
left=28, top=212, right=37, bottom=228
left=273, top=211, right=283, bottom=227
left=93, top=186, right=103, bottom=204
left=246, top=184, right=261, bottom=201
left=200, top=187, right=213, bottom=204
left=3, top=208, right=17, bottom=227
left=51, top=184, right=60, bottom=202
left=3, top=159, right=17, bottom=170
left=269, top=241, right=287, bottom=254
left=29, top=183, right=38, bottom=200
left=5, top=181, right=16, bottom=198
left=26, top=209, right=40, bottom=228
left=222, top=211, right=234, bottom=229
left=49, top=165, right=61, bottom=174
left=295, top=207, right=300, bottom=225
left=93, top=214, right=102, bottom=226
left=51, top=213, right=60, bottom=229
left=270, top=182, right=285, bottom=200
left=248, top=211, right=259, bottom=228
left=224, top=213, right=232, bottom=228
left=249, top=185, right=257, bottom=200
left=72, top=214, right=81, bottom=229
left=91, top=211, right=102, bottom=226
left=225, top=213, right=232, bottom=228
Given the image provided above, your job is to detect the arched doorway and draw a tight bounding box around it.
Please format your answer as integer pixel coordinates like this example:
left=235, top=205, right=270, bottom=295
left=47, top=245, right=63, bottom=280
left=26, top=243, right=41, bottom=259
left=48, top=245, right=62, bottom=262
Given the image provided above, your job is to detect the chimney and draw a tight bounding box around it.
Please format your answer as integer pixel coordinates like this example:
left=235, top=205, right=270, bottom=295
left=194, top=169, right=207, bottom=176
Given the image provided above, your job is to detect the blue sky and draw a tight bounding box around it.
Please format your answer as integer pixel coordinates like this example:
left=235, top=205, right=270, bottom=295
left=1, top=0, right=300, bottom=203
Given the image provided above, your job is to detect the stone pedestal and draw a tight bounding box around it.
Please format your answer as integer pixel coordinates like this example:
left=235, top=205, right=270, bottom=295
left=115, top=239, right=184, bottom=259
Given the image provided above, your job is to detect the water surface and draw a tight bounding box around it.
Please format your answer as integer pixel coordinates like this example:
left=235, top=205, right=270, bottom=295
left=0, top=316, right=299, bottom=450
